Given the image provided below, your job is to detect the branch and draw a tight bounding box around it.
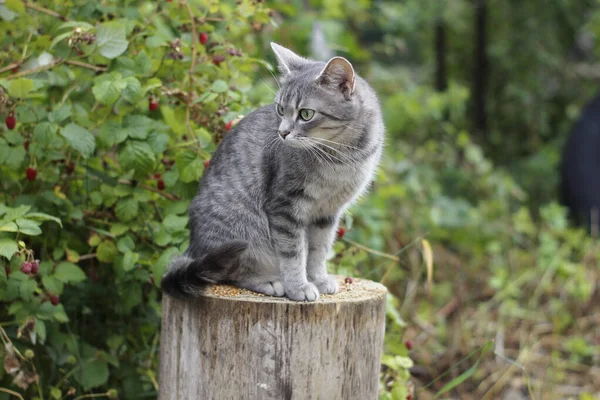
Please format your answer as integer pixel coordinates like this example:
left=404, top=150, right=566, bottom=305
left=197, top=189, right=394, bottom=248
left=0, top=62, right=21, bottom=74
left=183, top=0, right=200, bottom=146
left=0, top=388, right=24, bottom=400
left=65, top=59, right=107, bottom=72
left=117, top=179, right=180, bottom=201
left=5, top=59, right=62, bottom=79
left=24, top=1, right=69, bottom=21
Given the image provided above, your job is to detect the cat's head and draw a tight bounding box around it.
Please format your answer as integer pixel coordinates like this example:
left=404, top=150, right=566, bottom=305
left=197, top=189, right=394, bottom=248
left=270, top=42, right=366, bottom=148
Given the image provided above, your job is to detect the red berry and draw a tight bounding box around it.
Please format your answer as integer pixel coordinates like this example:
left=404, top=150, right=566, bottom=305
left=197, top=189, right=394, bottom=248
left=336, top=227, right=346, bottom=239
left=5, top=114, right=16, bottom=130
left=31, top=260, right=39, bottom=274
left=212, top=55, right=226, bottom=66
left=199, top=32, right=209, bottom=45
left=50, top=294, right=59, bottom=306
left=11, top=66, right=19, bottom=73
left=4, top=265, right=10, bottom=278
left=26, top=167, right=37, bottom=181
left=203, top=159, right=210, bottom=169
left=149, top=98, right=159, bottom=112
left=405, top=340, right=413, bottom=350
left=21, top=262, right=32, bottom=274
left=24, top=141, right=30, bottom=151
left=225, top=121, right=233, bottom=131
left=154, top=173, right=162, bottom=179
left=157, top=179, right=165, bottom=190
left=344, top=276, right=353, bottom=284
left=406, top=395, right=413, bottom=400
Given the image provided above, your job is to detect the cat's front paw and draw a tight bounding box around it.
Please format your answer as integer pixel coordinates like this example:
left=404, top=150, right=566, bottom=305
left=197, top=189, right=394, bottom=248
left=285, top=282, right=319, bottom=302
left=311, top=275, right=339, bottom=295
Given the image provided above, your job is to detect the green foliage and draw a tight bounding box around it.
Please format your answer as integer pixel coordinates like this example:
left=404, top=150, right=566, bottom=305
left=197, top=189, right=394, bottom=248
left=2, top=0, right=600, bottom=398
left=0, top=0, right=273, bottom=397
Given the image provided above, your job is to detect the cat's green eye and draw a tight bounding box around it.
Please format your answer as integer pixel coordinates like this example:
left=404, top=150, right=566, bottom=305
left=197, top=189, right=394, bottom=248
left=276, top=104, right=284, bottom=116
left=299, top=109, right=315, bottom=121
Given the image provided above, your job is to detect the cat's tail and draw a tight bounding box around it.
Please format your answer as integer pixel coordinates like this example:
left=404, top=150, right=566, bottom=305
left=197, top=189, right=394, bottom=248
left=160, top=240, right=248, bottom=299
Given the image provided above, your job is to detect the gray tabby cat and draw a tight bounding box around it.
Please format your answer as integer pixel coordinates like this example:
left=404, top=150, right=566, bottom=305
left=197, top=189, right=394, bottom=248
left=161, top=43, right=384, bottom=301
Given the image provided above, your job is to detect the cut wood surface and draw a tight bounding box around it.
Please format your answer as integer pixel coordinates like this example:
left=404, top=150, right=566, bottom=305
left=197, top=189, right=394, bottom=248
left=159, top=276, right=387, bottom=400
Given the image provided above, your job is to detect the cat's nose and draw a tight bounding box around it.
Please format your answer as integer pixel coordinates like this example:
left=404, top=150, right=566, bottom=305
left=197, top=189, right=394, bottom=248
left=279, top=130, right=290, bottom=139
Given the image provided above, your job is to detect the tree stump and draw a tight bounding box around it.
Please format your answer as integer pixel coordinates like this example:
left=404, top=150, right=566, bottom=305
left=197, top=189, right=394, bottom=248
left=158, top=276, right=387, bottom=400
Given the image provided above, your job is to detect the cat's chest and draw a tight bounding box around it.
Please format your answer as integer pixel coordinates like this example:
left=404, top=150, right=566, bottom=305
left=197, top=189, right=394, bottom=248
left=303, top=154, right=379, bottom=213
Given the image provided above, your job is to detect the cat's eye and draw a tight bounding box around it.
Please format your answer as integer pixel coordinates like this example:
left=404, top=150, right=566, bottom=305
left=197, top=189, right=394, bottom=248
left=276, top=104, right=284, bottom=116
left=299, top=109, right=315, bottom=121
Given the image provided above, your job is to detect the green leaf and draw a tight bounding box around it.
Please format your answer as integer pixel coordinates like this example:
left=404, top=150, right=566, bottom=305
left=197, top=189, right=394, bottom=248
left=20, top=278, right=37, bottom=300
left=55, top=262, right=86, bottom=284
left=116, top=236, right=135, bottom=252
left=92, top=76, right=127, bottom=105
left=0, top=138, right=26, bottom=169
left=153, top=247, right=179, bottom=287
left=115, top=198, right=139, bottom=222
left=35, top=319, right=47, bottom=344
left=5, top=0, right=25, bottom=14
left=211, top=80, right=228, bottom=93
left=97, top=241, right=118, bottom=263
left=52, top=304, right=69, bottom=323
left=123, top=115, right=155, bottom=140
left=42, top=275, right=64, bottom=294
left=121, top=251, right=139, bottom=272
left=60, top=123, right=96, bottom=158
left=122, top=76, right=142, bottom=104
left=25, top=212, right=62, bottom=227
left=14, top=219, right=42, bottom=236
left=0, top=238, right=18, bottom=260
left=435, top=341, right=493, bottom=397
left=50, top=31, right=73, bottom=49
left=118, top=141, right=156, bottom=174
left=7, top=78, right=34, bottom=98
left=163, top=215, right=188, bottom=233
left=144, top=77, right=162, bottom=93
left=110, top=223, right=129, bottom=236
left=96, top=22, right=129, bottom=59
left=74, top=359, right=109, bottom=390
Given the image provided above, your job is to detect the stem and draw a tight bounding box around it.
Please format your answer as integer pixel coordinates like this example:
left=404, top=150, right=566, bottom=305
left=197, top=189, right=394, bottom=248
left=6, top=59, right=63, bottom=79
left=0, top=388, right=25, bottom=400
left=183, top=0, right=201, bottom=148
left=24, top=1, right=69, bottom=21
left=0, top=63, right=22, bottom=74
left=342, top=238, right=399, bottom=261
left=65, top=60, right=107, bottom=72
left=73, top=393, right=110, bottom=400
left=117, top=179, right=180, bottom=201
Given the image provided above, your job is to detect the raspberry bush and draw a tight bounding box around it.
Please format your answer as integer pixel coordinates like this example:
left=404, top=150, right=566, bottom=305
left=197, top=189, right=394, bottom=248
left=0, top=0, right=273, bottom=397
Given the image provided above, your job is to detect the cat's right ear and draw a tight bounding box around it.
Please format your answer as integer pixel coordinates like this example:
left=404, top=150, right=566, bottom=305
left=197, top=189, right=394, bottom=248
left=271, top=42, right=308, bottom=75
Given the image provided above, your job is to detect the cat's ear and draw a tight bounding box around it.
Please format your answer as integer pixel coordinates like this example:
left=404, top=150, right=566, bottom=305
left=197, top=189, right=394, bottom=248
left=316, top=57, right=356, bottom=98
left=270, top=42, right=308, bottom=75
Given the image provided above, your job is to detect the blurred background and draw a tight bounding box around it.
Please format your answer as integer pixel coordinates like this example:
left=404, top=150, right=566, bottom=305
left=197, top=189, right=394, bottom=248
left=0, top=0, right=599, bottom=399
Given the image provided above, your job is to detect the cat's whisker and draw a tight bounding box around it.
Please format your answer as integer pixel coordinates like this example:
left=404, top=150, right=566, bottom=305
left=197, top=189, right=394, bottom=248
left=297, top=139, right=337, bottom=170
left=303, top=138, right=351, bottom=168
left=260, top=75, right=277, bottom=96
left=304, top=137, right=357, bottom=165
left=309, top=136, right=368, bottom=152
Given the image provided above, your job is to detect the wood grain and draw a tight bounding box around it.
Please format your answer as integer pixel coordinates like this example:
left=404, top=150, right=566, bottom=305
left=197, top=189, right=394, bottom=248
left=159, top=277, right=387, bottom=400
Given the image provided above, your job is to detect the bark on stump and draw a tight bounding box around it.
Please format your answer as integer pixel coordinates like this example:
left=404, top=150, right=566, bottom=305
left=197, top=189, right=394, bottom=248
left=159, top=276, right=387, bottom=400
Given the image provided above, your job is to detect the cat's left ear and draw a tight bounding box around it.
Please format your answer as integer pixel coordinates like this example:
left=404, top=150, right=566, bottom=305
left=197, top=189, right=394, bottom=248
left=316, top=57, right=356, bottom=99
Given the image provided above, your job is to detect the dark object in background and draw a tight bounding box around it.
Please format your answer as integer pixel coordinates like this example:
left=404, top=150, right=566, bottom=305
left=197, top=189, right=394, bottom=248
left=560, top=94, right=600, bottom=234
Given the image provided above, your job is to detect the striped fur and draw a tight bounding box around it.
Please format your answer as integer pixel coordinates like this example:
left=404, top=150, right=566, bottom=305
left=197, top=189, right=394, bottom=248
left=161, top=43, right=385, bottom=301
